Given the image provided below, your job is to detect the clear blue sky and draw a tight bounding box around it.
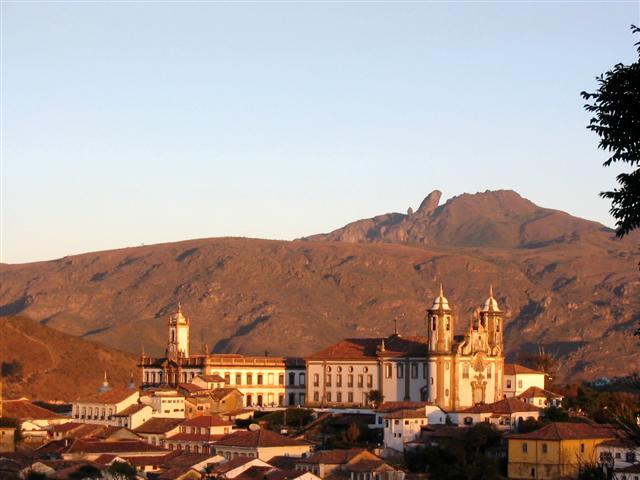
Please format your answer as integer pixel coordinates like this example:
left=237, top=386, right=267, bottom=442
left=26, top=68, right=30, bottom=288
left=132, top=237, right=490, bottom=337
left=1, top=1, right=638, bottom=264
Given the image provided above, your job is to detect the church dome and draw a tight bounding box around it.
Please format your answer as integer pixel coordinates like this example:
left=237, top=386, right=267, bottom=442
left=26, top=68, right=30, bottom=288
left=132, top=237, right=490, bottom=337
left=431, top=284, right=451, bottom=310
left=481, top=286, right=501, bottom=312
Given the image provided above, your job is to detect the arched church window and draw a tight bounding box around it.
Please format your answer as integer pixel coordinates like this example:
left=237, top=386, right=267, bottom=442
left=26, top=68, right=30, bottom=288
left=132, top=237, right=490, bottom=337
left=431, top=317, right=436, bottom=331
left=171, top=330, right=175, bottom=342
left=496, top=320, right=501, bottom=332
left=445, top=318, right=450, bottom=331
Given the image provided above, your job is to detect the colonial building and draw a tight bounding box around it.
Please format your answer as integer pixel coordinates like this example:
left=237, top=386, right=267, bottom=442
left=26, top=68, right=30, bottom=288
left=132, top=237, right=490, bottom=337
left=306, top=333, right=429, bottom=406
left=139, top=305, right=307, bottom=407
left=306, top=286, right=506, bottom=410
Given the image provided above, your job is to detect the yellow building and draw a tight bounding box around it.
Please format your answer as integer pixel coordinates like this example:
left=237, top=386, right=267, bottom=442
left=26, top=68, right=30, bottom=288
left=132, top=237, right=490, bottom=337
left=507, top=422, right=619, bottom=479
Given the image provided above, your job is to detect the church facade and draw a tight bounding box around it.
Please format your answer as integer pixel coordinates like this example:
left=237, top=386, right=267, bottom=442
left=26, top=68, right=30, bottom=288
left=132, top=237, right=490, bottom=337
left=425, top=286, right=504, bottom=410
left=305, top=287, right=506, bottom=410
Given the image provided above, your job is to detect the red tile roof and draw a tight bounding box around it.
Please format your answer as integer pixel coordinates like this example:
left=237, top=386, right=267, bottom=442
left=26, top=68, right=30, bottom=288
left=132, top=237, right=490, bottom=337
left=212, top=456, right=261, bottom=473
left=181, top=415, right=233, bottom=428
left=197, top=374, right=226, bottom=383
left=64, top=439, right=167, bottom=454
left=178, top=383, right=206, bottom=394
left=508, top=422, right=619, bottom=441
left=2, top=399, right=67, bottom=420
left=457, top=397, right=541, bottom=415
left=503, top=364, right=544, bottom=376
left=300, top=448, right=366, bottom=465
left=166, top=432, right=225, bottom=443
left=517, top=386, right=564, bottom=399
left=213, top=429, right=310, bottom=448
left=308, top=336, right=428, bottom=360
left=376, top=402, right=429, bottom=413
left=385, top=408, right=427, bottom=420
left=112, top=404, right=151, bottom=416
left=134, top=418, right=183, bottom=435
left=77, top=388, right=138, bottom=404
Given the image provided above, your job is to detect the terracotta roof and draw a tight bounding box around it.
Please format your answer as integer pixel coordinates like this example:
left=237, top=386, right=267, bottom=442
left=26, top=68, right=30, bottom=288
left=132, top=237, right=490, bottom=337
left=210, top=388, right=243, bottom=401
left=300, top=448, right=365, bottom=465
left=2, top=399, right=67, bottom=420
left=77, top=388, right=138, bottom=404
left=508, top=422, right=619, bottom=441
left=64, top=439, right=167, bottom=454
left=158, top=466, right=201, bottom=480
left=134, top=418, right=183, bottom=434
left=48, top=462, right=106, bottom=479
left=212, top=455, right=260, bottom=473
left=50, top=422, right=87, bottom=433
left=234, top=465, right=273, bottom=480
left=112, top=404, right=151, bottom=416
left=181, top=415, right=233, bottom=428
left=179, top=383, right=206, bottom=393
left=457, top=397, right=541, bottom=415
left=597, top=438, right=640, bottom=448
left=517, top=386, right=564, bottom=399
left=503, top=363, right=544, bottom=376
left=347, top=458, right=393, bottom=473
left=265, top=469, right=308, bottom=480
left=385, top=408, right=427, bottom=420
left=213, top=429, right=310, bottom=448
left=166, top=432, right=225, bottom=443
left=377, top=402, right=429, bottom=413
left=307, top=336, right=428, bottom=360
left=267, top=455, right=298, bottom=470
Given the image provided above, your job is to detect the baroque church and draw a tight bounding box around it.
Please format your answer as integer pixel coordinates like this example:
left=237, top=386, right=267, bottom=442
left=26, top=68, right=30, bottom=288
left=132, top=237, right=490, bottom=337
left=425, top=286, right=504, bottom=410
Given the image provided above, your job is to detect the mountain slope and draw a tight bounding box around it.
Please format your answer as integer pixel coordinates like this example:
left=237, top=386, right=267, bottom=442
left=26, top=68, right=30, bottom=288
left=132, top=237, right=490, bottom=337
left=1, top=198, right=638, bottom=386
left=0, top=315, right=138, bottom=401
left=303, top=190, right=615, bottom=249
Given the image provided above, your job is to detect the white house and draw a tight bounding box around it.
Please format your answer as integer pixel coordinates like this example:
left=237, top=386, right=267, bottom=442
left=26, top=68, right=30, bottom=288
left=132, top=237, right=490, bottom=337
left=71, top=388, right=140, bottom=426
left=597, top=438, right=640, bottom=470
left=517, top=386, right=564, bottom=408
left=112, top=404, right=153, bottom=430
left=140, top=389, right=186, bottom=418
left=382, top=405, right=447, bottom=451
left=450, top=397, right=541, bottom=431
left=503, top=364, right=545, bottom=397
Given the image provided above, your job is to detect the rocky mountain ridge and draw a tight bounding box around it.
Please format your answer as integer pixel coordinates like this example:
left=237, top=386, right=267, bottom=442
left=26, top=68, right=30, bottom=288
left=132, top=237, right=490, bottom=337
left=0, top=189, right=638, bottom=399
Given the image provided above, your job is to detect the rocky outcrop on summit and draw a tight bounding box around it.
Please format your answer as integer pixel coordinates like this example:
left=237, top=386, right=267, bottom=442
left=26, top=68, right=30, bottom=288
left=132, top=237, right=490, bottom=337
left=304, top=190, right=611, bottom=249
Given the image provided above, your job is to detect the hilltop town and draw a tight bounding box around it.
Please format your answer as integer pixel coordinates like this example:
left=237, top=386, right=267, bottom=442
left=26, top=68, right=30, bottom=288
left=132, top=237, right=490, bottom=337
left=1, top=288, right=638, bottom=480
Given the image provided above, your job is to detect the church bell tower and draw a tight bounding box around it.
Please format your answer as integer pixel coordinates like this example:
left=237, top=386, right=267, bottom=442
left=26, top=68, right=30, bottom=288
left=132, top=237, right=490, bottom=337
left=167, top=303, right=190, bottom=361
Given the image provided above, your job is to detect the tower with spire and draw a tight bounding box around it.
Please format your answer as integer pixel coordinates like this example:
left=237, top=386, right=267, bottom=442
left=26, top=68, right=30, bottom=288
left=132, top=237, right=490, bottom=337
left=166, top=302, right=190, bottom=361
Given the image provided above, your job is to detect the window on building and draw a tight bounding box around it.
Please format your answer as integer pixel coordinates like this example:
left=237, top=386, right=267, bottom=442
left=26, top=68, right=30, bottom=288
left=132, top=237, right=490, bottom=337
left=357, top=375, right=363, bottom=387
left=530, top=468, right=535, bottom=478
left=327, top=392, right=332, bottom=402
left=367, top=375, right=373, bottom=388
left=299, top=373, right=306, bottom=386
left=626, top=452, right=636, bottom=463
left=348, top=392, right=353, bottom=403
left=518, top=380, right=523, bottom=389
left=247, top=374, right=253, bottom=385
left=289, top=373, right=296, bottom=386
left=423, top=364, right=427, bottom=379
left=445, top=318, right=450, bottom=331
left=337, top=374, right=342, bottom=387
left=462, top=364, right=469, bottom=379
left=313, top=374, right=319, bottom=387
left=411, top=363, right=418, bottom=379
left=487, top=365, right=492, bottom=379
left=542, top=443, right=548, bottom=454
left=224, top=373, right=231, bottom=384
left=336, top=392, right=342, bottom=403
left=522, top=443, right=528, bottom=453
left=348, top=375, right=354, bottom=387
left=257, top=374, right=264, bottom=385
left=326, top=374, right=332, bottom=386
left=580, top=444, right=585, bottom=453
left=506, top=379, right=512, bottom=389
left=430, top=377, right=434, bottom=385
left=385, top=364, right=393, bottom=378
left=431, top=317, right=436, bottom=330
left=278, top=374, right=284, bottom=385
left=236, top=373, right=242, bottom=385
left=268, top=373, right=274, bottom=385
left=313, top=391, right=319, bottom=402
left=397, top=364, right=404, bottom=379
